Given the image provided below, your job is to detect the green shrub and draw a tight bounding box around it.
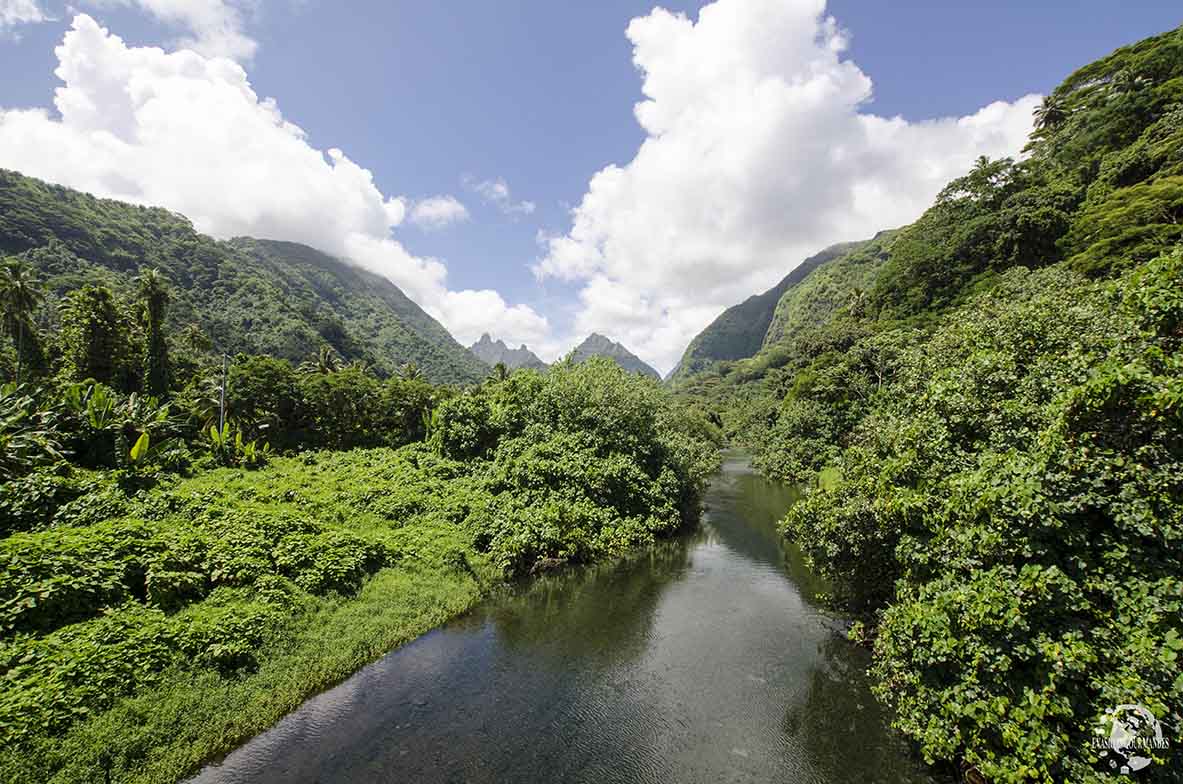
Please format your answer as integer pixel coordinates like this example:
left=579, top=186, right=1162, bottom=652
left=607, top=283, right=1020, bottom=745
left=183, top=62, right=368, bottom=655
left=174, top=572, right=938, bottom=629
left=781, top=254, right=1183, bottom=781
left=430, top=393, right=498, bottom=460
left=0, top=520, right=155, bottom=634
left=0, top=464, right=87, bottom=535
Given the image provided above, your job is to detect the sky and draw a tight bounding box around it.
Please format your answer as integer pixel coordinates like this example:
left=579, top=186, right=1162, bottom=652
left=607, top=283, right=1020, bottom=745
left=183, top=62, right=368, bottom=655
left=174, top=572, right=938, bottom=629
left=0, top=1, right=1179, bottom=373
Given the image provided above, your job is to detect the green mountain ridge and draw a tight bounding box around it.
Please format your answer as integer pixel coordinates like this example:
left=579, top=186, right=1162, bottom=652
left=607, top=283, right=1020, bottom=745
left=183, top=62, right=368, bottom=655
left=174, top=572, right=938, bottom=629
left=669, top=234, right=891, bottom=387
left=570, top=333, right=661, bottom=379
left=0, top=170, right=488, bottom=384
left=668, top=241, right=865, bottom=384
left=761, top=231, right=895, bottom=347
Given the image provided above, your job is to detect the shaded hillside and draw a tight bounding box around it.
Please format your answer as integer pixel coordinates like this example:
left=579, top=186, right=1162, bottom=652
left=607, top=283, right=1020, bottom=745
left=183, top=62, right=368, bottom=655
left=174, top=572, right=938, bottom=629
left=0, top=170, right=487, bottom=383
left=668, top=241, right=863, bottom=384
left=570, top=333, right=660, bottom=379
left=469, top=333, right=548, bottom=370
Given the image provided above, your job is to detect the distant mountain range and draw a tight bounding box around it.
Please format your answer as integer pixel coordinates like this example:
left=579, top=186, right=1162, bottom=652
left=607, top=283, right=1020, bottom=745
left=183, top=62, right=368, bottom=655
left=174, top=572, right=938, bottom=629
left=470, top=331, right=661, bottom=380
left=469, top=334, right=548, bottom=370
left=570, top=333, right=661, bottom=379
left=0, top=170, right=488, bottom=383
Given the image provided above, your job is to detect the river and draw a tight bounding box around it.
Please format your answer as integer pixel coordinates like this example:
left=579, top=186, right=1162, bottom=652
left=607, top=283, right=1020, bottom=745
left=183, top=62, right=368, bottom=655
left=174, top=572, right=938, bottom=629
left=189, top=451, right=934, bottom=783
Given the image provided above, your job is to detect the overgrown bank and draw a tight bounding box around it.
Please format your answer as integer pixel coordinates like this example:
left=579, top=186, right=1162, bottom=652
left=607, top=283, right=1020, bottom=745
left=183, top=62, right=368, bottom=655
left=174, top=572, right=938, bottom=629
left=675, top=25, right=1183, bottom=784
left=0, top=359, right=720, bottom=784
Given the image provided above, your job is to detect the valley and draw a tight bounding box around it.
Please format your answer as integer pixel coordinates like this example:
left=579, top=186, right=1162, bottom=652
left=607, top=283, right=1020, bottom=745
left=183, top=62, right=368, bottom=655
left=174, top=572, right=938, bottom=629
left=1, top=12, right=1181, bottom=784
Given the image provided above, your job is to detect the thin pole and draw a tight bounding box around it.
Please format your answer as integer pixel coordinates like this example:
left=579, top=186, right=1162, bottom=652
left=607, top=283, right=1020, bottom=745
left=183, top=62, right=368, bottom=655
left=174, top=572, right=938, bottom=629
left=218, top=353, right=228, bottom=433
left=14, top=320, right=23, bottom=386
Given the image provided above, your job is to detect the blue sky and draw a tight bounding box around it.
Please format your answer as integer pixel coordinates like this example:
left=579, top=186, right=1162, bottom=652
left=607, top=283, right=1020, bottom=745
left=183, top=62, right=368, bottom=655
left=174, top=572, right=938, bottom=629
left=0, top=1, right=1180, bottom=370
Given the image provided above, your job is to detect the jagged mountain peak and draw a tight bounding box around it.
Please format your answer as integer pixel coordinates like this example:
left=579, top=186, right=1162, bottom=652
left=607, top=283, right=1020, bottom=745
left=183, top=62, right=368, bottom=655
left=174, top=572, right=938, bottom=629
left=468, top=333, right=548, bottom=370
left=570, top=333, right=660, bottom=379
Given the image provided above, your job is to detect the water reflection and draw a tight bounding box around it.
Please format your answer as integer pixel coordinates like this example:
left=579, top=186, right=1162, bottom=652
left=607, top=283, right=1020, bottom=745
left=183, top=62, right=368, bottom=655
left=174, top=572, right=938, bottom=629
left=489, top=536, right=696, bottom=666
left=189, top=453, right=933, bottom=784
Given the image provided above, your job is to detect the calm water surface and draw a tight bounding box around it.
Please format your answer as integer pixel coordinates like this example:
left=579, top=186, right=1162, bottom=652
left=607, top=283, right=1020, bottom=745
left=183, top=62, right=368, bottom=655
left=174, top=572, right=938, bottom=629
left=190, top=451, right=933, bottom=784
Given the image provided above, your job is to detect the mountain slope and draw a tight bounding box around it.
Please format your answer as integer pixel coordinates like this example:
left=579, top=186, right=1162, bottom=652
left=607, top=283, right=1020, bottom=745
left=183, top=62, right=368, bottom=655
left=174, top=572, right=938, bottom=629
left=0, top=170, right=487, bottom=383
left=668, top=241, right=865, bottom=384
left=570, top=333, right=661, bottom=379
left=469, top=333, right=548, bottom=370
left=761, top=231, right=896, bottom=348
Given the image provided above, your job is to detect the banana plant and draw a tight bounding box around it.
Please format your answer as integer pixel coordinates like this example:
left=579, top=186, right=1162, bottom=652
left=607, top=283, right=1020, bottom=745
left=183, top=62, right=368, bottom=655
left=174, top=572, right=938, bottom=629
left=207, top=421, right=270, bottom=468
left=128, top=431, right=150, bottom=465
left=85, top=385, right=118, bottom=431
left=62, top=383, right=176, bottom=468
left=0, top=383, right=65, bottom=480
left=421, top=406, right=441, bottom=441
left=208, top=421, right=231, bottom=462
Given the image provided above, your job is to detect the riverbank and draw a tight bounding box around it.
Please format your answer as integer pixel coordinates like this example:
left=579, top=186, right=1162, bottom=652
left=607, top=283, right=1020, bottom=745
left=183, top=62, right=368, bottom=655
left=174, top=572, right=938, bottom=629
left=1, top=447, right=494, bottom=784
left=186, top=451, right=932, bottom=784
left=1, top=361, right=721, bottom=784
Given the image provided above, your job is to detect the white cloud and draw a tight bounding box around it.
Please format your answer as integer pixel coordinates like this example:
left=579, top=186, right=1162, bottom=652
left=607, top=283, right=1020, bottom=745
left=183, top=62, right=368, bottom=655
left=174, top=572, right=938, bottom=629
left=89, top=0, right=258, bottom=60
left=1, top=0, right=50, bottom=37
left=536, top=0, right=1040, bottom=373
left=408, top=195, right=469, bottom=231
left=0, top=14, right=549, bottom=349
left=466, top=176, right=536, bottom=217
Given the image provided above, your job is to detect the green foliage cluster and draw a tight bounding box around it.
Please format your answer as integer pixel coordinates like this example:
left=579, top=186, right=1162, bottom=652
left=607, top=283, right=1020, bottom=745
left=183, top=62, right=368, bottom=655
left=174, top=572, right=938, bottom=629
left=0, top=357, right=718, bottom=782
left=432, top=358, right=722, bottom=575
left=783, top=257, right=1182, bottom=782
left=216, top=355, right=439, bottom=451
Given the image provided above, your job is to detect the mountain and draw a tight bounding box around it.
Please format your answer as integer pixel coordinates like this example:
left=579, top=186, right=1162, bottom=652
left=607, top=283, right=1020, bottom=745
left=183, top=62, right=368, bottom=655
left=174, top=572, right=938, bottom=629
left=761, top=230, right=896, bottom=348
left=570, top=333, right=661, bottom=379
left=667, top=240, right=867, bottom=384
left=0, top=170, right=488, bottom=383
left=469, top=333, right=548, bottom=371
left=680, top=21, right=1183, bottom=405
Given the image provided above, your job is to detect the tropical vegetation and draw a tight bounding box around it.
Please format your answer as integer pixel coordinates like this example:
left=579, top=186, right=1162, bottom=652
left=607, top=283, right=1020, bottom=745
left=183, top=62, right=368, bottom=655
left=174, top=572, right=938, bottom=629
left=0, top=223, right=719, bottom=782
left=673, top=25, right=1183, bottom=783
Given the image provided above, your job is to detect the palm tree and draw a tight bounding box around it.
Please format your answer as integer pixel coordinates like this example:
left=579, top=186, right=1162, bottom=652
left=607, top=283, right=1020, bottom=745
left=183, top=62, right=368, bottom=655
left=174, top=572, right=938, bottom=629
left=399, top=361, right=422, bottom=381
left=489, top=361, right=510, bottom=382
left=847, top=287, right=867, bottom=317
left=1033, top=95, right=1069, bottom=132
left=135, top=268, right=172, bottom=396
left=346, top=359, right=374, bottom=376
left=0, top=260, right=44, bottom=385
left=300, top=345, right=340, bottom=375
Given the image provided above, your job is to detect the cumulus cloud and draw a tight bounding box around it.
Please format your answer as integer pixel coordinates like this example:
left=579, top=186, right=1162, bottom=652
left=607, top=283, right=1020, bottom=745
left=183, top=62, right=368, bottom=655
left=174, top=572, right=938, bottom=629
left=1, top=0, right=50, bottom=37
left=536, top=0, right=1040, bottom=373
left=90, top=0, right=258, bottom=60
left=408, top=195, right=469, bottom=231
left=466, top=176, right=536, bottom=217
left=0, top=14, right=549, bottom=348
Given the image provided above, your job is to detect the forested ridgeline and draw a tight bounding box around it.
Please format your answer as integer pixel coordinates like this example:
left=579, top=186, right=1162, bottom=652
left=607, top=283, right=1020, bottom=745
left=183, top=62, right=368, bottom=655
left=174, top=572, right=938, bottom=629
left=0, top=183, right=721, bottom=781
left=677, top=25, right=1183, bottom=783
left=0, top=170, right=489, bottom=384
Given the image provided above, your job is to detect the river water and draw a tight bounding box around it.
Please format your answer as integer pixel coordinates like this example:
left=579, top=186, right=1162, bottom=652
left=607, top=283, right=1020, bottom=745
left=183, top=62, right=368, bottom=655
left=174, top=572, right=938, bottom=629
left=190, top=451, right=934, bottom=783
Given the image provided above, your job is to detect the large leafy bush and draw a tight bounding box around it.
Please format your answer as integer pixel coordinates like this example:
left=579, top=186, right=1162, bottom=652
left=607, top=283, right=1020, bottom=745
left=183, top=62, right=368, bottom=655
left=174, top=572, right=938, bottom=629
left=782, top=255, right=1183, bottom=781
